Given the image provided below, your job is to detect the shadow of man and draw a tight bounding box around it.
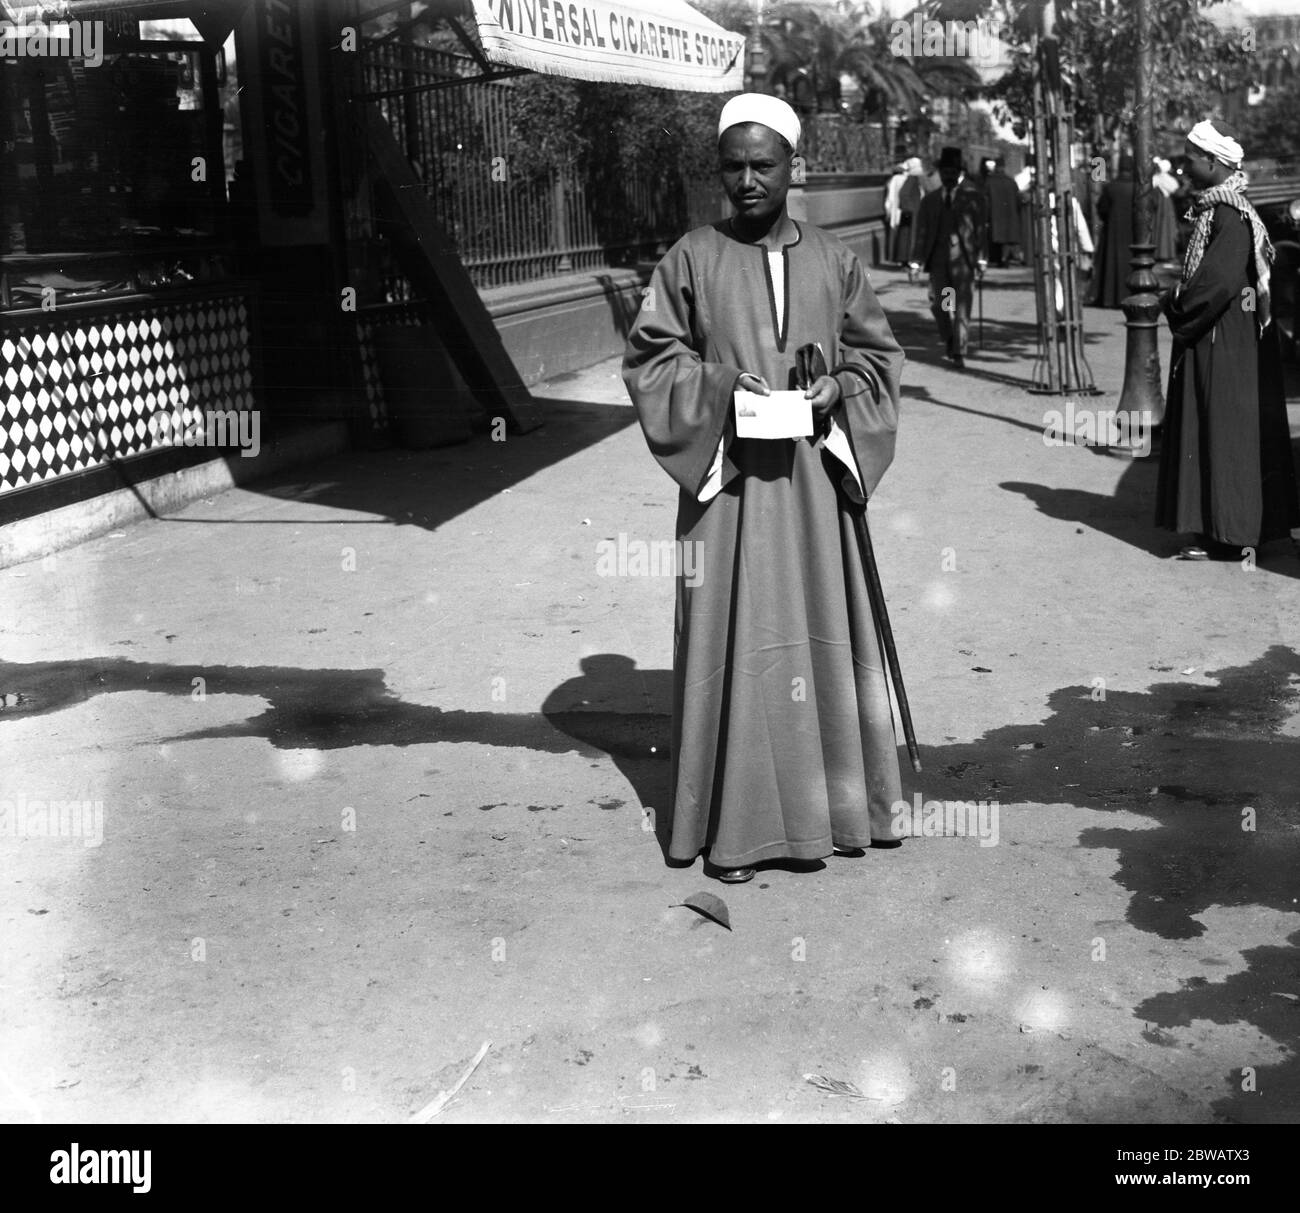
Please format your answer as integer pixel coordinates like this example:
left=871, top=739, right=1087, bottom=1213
left=541, top=654, right=676, bottom=860
left=1004, top=435, right=1300, bottom=576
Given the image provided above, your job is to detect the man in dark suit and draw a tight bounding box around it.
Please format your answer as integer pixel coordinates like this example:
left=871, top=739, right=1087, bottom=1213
left=909, top=147, right=989, bottom=368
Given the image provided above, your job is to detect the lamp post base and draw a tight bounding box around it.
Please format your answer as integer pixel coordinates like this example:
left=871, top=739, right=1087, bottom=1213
left=1117, top=241, right=1165, bottom=452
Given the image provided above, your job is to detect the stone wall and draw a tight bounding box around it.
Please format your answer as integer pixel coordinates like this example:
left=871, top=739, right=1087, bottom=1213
left=484, top=174, right=889, bottom=387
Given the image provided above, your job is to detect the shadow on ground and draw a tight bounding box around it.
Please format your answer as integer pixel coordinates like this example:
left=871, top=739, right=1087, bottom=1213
left=150, top=397, right=636, bottom=535
left=845, top=265, right=1109, bottom=394
left=2, top=643, right=1296, bottom=1120
left=1002, top=432, right=1300, bottom=579
left=902, top=383, right=1048, bottom=437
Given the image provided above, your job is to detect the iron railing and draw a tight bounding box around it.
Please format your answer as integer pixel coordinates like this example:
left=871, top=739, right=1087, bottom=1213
left=360, top=40, right=724, bottom=291
left=800, top=115, right=890, bottom=175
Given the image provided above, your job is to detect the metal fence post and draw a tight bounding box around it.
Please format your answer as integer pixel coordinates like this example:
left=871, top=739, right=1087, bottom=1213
left=552, top=170, right=572, bottom=273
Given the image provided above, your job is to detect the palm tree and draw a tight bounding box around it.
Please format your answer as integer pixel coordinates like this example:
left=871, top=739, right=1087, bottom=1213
left=696, top=0, right=828, bottom=105
left=697, top=0, right=983, bottom=162
left=838, top=12, right=926, bottom=124
left=837, top=6, right=981, bottom=159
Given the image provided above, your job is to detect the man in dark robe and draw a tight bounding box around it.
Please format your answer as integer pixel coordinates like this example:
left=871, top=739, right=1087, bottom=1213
left=983, top=157, right=1021, bottom=266
left=1090, top=153, right=1136, bottom=308
left=909, top=147, right=988, bottom=369
left=622, top=93, right=906, bottom=883
left=1156, top=120, right=1300, bottom=559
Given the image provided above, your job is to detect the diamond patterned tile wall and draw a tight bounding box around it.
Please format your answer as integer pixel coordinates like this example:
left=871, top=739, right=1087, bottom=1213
left=0, top=291, right=256, bottom=497
left=356, top=318, right=391, bottom=433
left=356, top=302, right=434, bottom=433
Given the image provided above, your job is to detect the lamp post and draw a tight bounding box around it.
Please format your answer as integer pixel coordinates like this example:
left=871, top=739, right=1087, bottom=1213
left=1116, top=0, right=1165, bottom=447
left=748, top=0, right=767, bottom=93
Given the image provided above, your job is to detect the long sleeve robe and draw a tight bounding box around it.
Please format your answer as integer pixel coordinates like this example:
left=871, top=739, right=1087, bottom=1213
left=1156, top=203, right=1300, bottom=546
left=622, top=219, right=906, bottom=869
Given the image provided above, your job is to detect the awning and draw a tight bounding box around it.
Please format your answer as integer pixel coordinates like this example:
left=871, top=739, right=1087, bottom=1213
left=468, top=0, right=745, bottom=93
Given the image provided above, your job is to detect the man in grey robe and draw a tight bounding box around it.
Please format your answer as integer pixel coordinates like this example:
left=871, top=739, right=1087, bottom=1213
left=622, top=94, right=908, bottom=883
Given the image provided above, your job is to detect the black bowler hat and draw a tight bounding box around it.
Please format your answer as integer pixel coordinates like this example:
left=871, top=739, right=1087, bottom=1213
left=937, top=146, right=965, bottom=170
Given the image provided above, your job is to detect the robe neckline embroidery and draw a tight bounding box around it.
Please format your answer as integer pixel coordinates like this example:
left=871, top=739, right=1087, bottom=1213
left=725, top=220, right=802, bottom=353
left=761, top=247, right=790, bottom=351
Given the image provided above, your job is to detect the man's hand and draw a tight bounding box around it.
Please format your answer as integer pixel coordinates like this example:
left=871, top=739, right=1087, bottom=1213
left=737, top=372, right=770, bottom=395
left=976, top=258, right=988, bottom=280
left=803, top=374, right=841, bottom=427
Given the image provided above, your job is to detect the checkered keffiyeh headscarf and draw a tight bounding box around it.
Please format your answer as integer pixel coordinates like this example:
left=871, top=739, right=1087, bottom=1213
left=1182, top=170, right=1274, bottom=331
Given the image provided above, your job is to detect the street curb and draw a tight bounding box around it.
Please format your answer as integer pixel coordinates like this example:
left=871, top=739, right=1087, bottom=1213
left=0, top=421, right=352, bottom=570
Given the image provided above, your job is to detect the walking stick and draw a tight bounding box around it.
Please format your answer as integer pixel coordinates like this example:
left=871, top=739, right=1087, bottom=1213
left=797, top=342, right=922, bottom=775
left=851, top=505, right=923, bottom=774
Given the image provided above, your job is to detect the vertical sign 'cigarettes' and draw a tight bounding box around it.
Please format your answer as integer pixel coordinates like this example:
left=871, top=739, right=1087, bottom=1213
left=259, top=0, right=313, bottom=216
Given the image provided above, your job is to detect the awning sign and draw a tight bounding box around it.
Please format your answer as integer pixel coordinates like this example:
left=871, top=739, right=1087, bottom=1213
left=470, top=0, right=745, bottom=93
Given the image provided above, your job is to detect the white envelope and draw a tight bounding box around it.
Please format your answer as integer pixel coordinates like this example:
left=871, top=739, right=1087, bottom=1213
left=733, top=389, right=814, bottom=439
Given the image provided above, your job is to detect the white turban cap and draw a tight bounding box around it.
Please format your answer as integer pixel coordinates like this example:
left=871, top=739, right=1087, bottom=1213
left=718, top=93, right=801, bottom=151
left=1187, top=120, right=1244, bottom=170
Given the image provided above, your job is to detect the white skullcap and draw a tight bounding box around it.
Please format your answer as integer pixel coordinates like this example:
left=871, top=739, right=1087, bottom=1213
left=1187, top=120, right=1244, bottom=169
left=718, top=93, right=801, bottom=151
left=903, top=156, right=923, bottom=173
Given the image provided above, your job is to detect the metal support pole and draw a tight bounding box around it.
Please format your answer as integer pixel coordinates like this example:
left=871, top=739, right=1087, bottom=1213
left=1116, top=0, right=1165, bottom=442
left=1028, top=2, right=1097, bottom=396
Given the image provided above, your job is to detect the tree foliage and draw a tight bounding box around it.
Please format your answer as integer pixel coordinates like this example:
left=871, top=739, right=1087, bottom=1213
left=980, top=0, right=1255, bottom=147
left=1236, top=73, right=1300, bottom=162
left=506, top=77, right=721, bottom=185
left=696, top=0, right=980, bottom=120
left=505, top=1, right=961, bottom=180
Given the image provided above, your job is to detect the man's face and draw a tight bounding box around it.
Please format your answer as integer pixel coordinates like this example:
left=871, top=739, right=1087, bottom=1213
left=719, top=124, right=791, bottom=222
left=1182, top=140, right=1219, bottom=190
left=939, top=165, right=962, bottom=190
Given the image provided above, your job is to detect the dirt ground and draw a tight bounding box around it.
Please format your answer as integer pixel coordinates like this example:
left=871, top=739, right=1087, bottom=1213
left=2, top=266, right=1298, bottom=1124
